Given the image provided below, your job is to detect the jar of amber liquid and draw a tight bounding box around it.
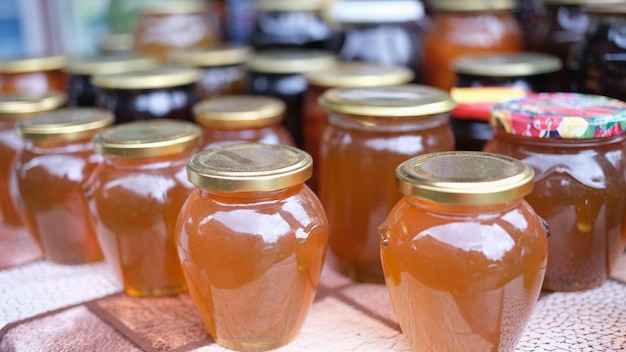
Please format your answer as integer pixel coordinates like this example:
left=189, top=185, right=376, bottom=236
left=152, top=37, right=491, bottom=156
left=421, top=0, right=523, bottom=90
left=450, top=52, right=562, bottom=151
left=193, top=95, right=295, bottom=149
left=484, top=93, right=626, bottom=291
left=65, top=54, right=158, bottom=107
left=86, top=119, right=201, bottom=296
left=303, top=62, right=414, bottom=193
left=0, top=93, right=66, bottom=267
left=0, top=55, right=67, bottom=95
left=176, top=143, right=328, bottom=351
left=319, top=84, right=456, bottom=283
left=168, top=44, right=252, bottom=99
left=379, top=151, right=548, bottom=351
left=12, top=108, right=114, bottom=264
left=93, top=66, right=202, bottom=123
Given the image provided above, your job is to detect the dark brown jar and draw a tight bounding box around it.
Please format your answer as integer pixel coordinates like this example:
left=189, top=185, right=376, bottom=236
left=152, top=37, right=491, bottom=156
left=450, top=52, right=562, bottom=151
left=0, top=55, right=67, bottom=95
left=65, top=55, right=158, bottom=107
left=245, top=49, right=338, bottom=147
left=92, top=66, right=202, bottom=123
left=168, top=44, right=253, bottom=99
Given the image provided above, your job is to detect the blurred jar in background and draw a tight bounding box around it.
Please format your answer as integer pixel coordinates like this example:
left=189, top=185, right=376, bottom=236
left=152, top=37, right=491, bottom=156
left=421, top=0, right=523, bottom=90
left=12, top=108, right=113, bottom=264
left=99, top=33, right=136, bottom=55
left=568, top=3, right=626, bottom=100
left=0, top=55, right=68, bottom=95
left=194, top=95, right=295, bottom=149
left=324, top=0, right=425, bottom=82
left=133, top=0, right=221, bottom=62
left=250, top=0, right=331, bottom=51
left=168, top=44, right=253, bottom=99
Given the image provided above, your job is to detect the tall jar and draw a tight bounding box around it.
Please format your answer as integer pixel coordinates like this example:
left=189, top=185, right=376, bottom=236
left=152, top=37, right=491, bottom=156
left=86, top=119, right=201, bottom=296
left=176, top=143, right=328, bottom=351
left=379, top=151, right=548, bottom=351
left=302, top=62, right=414, bottom=193
left=12, top=108, right=114, bottom=264
left=0, top=55, right=67, bottom=95
left=568, top=3, right=626, bottom=100
left=318, top=84, right=456, bottom=283
left=421, top=0, right=523, bottom=90
left=92, top=66, right=202, bottom=123
left=450, top=52, right=562, bottom=151
left=193, top=95, right=295, bottom=149
left=484, top=93, right=626, bottom=291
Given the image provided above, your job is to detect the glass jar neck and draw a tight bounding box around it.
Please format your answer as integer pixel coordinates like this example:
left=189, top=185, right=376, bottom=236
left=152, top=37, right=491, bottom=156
left=103, top=148, right=195, bottom=170
left=407, top=195, right=523, bottom=217
left=327, top=111, right=450, bottom=132
left=197, top=183, right=304, bottom=203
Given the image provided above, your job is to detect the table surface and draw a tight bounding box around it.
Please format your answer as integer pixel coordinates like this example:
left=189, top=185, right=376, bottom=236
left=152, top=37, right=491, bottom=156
left=1, top=238, right=626, bottom=352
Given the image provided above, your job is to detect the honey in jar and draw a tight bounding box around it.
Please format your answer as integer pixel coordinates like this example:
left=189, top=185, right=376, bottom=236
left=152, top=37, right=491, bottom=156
left=484, top=93, right=626, bottom=291
left=0, top=55, right=68, bottom=95
left=12, top=108, right=114, bottom=264
left=176, top=143, right=328, bottom=351
left=193, top=95, right=295, bottom=149
left=87, top=119, right=201, bottom=296
left=379, top=151, right=548, bottom=351
left=92, top=66, right=202, bottom=123
left=318, top=84, right=457, bottom=283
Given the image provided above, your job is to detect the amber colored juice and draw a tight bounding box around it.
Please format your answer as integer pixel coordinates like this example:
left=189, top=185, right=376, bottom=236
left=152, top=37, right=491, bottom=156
left=380, top=197, right=548, bottom=351
left=0, top=119, right=24, bottom=227
left=302, top=84, right=328, bottom=194
left=176, top=185, right=328, bottom=351
left=85, top=155, right=193, bottom=296
left=0, top=71, right=68, bottom=95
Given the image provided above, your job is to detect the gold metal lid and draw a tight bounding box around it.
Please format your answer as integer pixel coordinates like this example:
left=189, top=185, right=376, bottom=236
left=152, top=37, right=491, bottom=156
left=0, top=93, right=67, bottom=118
left=543, top=0, right=624, bottom=5
left=187, top=143, right=312, bottom=192
left=319, top=84, right=457, bottom=117
left=255, top=0, right=325, bottom=11
left=193, top=95, right=285, bottom=129
left=99, top=33, right=134, bottom=54
left=93, top=119, right=201, bottom=158
left=138, top=0, right=207, bottom=14
left=396, top=151, right=535, bottom=206
left=583, top=2, right=626, bottom=14
left=428, top=0, right=517, bottom=11
left=168, top=44, right=253, bottom=67
left=16, top=108, right=114, bottom=142
left=0, top=55, right=66, bottom=73
left=91, top=66, right=202, bottom=89
left=452, top=52, right=562, bottom=77
left=304, top=62, right=414, bottom=87
left=246, top=49, right=338, bottom=74
left=64, top=54, right=159, bottom=75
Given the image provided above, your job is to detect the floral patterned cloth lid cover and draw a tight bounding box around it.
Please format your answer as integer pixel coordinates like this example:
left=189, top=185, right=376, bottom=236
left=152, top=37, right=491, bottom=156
left=490, top=93, right=626, bottom=138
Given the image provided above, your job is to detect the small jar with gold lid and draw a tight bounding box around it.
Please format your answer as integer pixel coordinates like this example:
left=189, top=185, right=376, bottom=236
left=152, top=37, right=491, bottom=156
left=175, top=143, right=328, bottom=351
left=379, top=151, right=548, bottom=351
left=168, top=44, right=253, bottom=99
left=92, top=66, right=202, bottom=123
left=193, top=95, right=295, bottom=149
left=12, top=107, right=114, bottom=264
left=0, top=55, right=67, bottom=95
left=85, top=119, right=202, bottom=296
left=318, top=84, right=456, bottom=283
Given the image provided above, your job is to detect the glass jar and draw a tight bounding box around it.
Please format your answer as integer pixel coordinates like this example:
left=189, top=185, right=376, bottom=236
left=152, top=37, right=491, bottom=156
left=250, top=0, right=331, bottom=51
left=99, top=33, right=135, bottom=55
left=421, top=0, right=523, bottom=90
left=65, top=54, right=158, bottom=107
left=176, top=143, right=328, bottom=350
left=302, top=62, right=414, bottom=193
left=86, top=119, right=201, bottom=296
left=318, top=84, right=457, bottom=283
left=484, top=93, right=626, bottom=291
left=193, top=95, right=295, bottom=149
left=379, top=151, right=548, bottom=351
left=92, top=66, right=202, bottom=123
left=168, top=44, right=253, bottom=99
left=245, top=49, right=338, bottom=147
left=450, top=52, right=562, bottom=151
left=568, top=3, right=626, bottom=100
left=133, top=0, right=221, bottom=62
left=324, top=0, right=425, bottom=82
left=12, top=108, right=114, bottom=264
left=0, top=55, right=68, bottom=95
